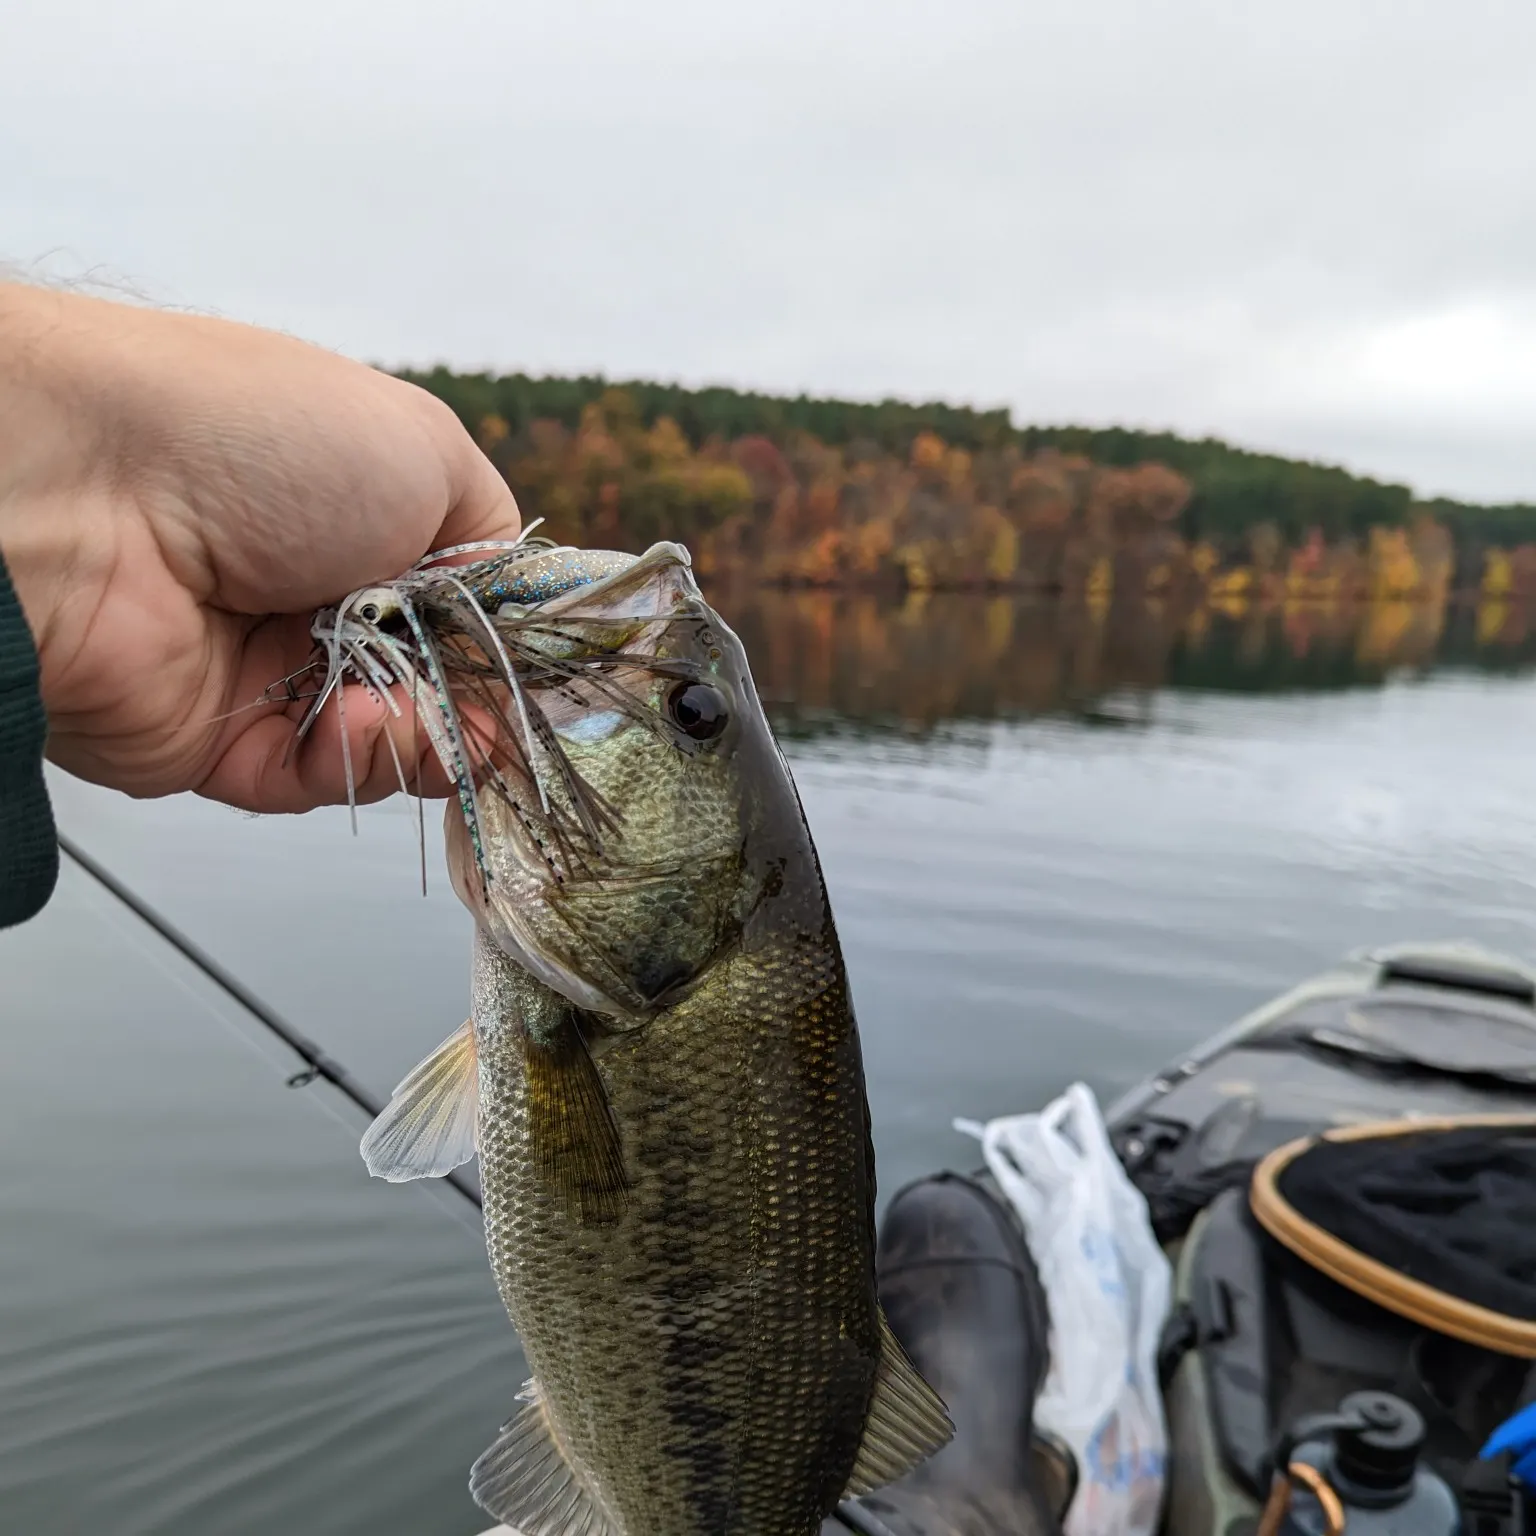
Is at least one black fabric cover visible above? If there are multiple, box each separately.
[0,548,57,928]
[1275,1126,1536,1323]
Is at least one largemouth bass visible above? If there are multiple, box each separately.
[346,542,951,1536]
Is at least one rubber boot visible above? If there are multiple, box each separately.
[830,1172,1065,1536]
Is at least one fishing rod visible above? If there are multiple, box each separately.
[57,832,484,1212]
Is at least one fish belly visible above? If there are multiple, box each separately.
[475,958,879,1536]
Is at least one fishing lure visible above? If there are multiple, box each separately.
[291,527,691,893]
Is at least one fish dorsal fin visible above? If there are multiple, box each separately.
[471,1378,618,1536]
[360,1021,478,1182]
[842,1309,955,1499]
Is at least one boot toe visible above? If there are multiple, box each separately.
[844,1171,1064,1536]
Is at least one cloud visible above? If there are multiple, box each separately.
[4,0,1536,499]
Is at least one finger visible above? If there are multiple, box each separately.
[197,687,444,814]
[423,397,523,552]
[198,680,505,814]
[291,680,503,809]
[194,616,495,814]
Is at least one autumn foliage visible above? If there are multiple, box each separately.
[475,389,1200,594]
[406,372,1536,602]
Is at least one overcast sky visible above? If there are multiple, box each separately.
[5,0,1536,502]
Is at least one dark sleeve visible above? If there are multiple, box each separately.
[0,548,58,927]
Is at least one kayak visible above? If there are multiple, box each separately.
[1106,940,1536,1536]
[477,941,1536,1536]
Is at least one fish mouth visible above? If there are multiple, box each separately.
[297,537,704,874]
[448,542,712,871]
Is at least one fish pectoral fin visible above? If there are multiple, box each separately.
[471,1378,617,1536]
[359,1021,478,1182]
[842,1309,956,1499]
[524,1013,629,1225]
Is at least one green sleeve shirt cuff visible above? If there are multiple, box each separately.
[0,549,58,927]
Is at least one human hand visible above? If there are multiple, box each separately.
[0,283,518,812]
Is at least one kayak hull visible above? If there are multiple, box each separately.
[1107,941,1536,1536]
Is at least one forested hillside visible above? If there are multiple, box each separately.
[399,367,1536,599]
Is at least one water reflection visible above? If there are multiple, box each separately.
[706,586,1536,738]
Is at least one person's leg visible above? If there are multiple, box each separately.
[826,1172,1066,1536]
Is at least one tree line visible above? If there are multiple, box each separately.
[396,367,1536,598]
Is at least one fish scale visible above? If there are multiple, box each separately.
[473,913,878,1536]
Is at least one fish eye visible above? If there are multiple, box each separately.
[666,681,729,742]
[347,587,399,627]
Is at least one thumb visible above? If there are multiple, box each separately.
[424,403,522,554]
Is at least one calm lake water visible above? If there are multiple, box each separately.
[5,590,1536,1534]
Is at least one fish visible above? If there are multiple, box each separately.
[330,541,953,1536]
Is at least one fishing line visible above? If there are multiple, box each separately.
[56,833,484,1212]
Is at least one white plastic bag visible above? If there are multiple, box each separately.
[956,1083,1171,1536]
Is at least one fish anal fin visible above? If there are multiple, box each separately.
[471,1379,617,1536]
[359,1021,478,1182]
[842,1309,955,1499]
[524,1013,629,1225]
